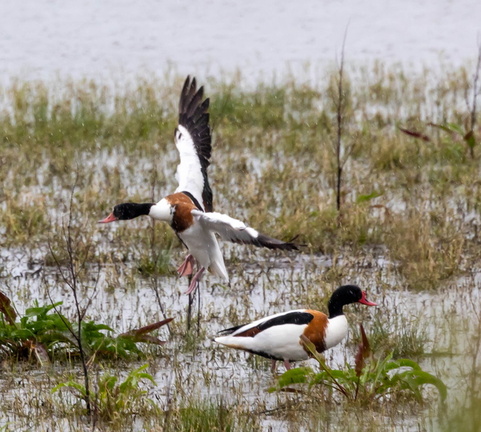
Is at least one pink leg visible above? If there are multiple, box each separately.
[283,359,292,370]
[184,267,205,295]
[271,360,277,374]
[177,254,195,277]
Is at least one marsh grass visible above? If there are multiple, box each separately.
[385,208,466,290]
[162,399,260,432]
[53,364,160,425]
[1,61,481,430]
[0,194,49,246]
[354,314,427,358]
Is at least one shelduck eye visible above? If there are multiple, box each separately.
[113,203,131,219]
[113,205,122,217]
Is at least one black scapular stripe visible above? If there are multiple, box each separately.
[217,311,314,337]
[257,311,314,331]
[181,190,204,212]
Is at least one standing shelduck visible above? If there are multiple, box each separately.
[99,76,298,294]
[214,285,377,372]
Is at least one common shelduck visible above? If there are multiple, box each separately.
[214,285,377,372]
[100,76,298,294]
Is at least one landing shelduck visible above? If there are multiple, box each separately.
[214,285,377,372]
[100,76,298,294]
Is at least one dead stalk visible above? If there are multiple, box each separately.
[333,27,353,221]
[467,44,481,159]
[46,177,95,421]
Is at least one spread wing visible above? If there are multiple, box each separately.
[191,209,298,250]
[217,310,314,337]
[174,76,213,212]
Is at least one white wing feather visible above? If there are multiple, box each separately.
[191,209,297,251]
[174,125,205,207]
[191,209,260,244]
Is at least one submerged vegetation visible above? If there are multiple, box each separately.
[0,59,481,430]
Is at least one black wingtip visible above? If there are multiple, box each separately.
[255,233,299,251]
[178,75,213,212]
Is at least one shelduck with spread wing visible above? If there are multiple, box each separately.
[100,76,297,294]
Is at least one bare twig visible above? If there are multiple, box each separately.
[333,26,352,218]
[335,33,347,214]
[151,277,172,336]
[46,175,93,418]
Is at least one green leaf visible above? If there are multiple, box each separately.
[11,328,34,340]
[395,358,422,370]
[401,370,447,401]
[82,321,114,333]
[356,191,383,203]
[136,372,156,384]
[429,122,464,135]
[102,375,118,391]
[25,302,62,318]
[445,122,464,134]
[52,381,87,397]
[268,367,313,392]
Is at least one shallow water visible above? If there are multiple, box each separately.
[0,126,479,429]
[1,237,479,430]
[1,5,480,426]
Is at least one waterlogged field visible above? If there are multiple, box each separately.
[1,62,481,431]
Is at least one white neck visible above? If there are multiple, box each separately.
[148,198,173,222]
[324,315,348,349]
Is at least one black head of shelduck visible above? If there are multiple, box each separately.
[327,285,377,318]
[99,203,154,223]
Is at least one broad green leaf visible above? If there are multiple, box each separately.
[268,367,313,392]
[395,358,422,370]
[25,302,62,318]
[403,370,447,401]
[11,328,34,340]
